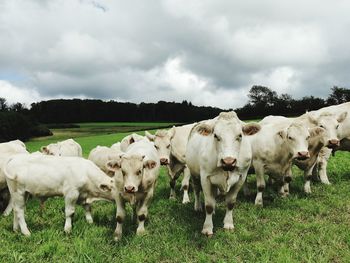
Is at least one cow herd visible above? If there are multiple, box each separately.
[0,102,350,241]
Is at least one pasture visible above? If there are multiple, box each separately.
[1,122,350,262]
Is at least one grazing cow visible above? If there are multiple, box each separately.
[186,111,261,236]
[120,133,144,152]
[106,139,160,241]
[5,154,114,236]
[0,140,28,215]
[41,139,82,157]
[88,145,123,176]
[248,121,316,206]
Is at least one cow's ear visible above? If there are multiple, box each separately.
[40,146,49,154]
[337,111,348,123]
[145,131,156,141]
[195,123,213,136]
[99,184,112,192]
[144,160,157,169]
[309,127,325,137]
[307,113,318,125]
[277,130,286,139]
[169,127,176,139]
[242,123,261,136]
[106,160,121,172]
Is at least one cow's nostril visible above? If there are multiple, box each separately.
[125,186,135,193]
[221,157,236,166]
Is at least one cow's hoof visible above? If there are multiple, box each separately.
[22,230,31,236]
[182,197,190,204]
[223,224,234,231]
[194,205,202,212]
[201,229,213,237]
[86,218,93,224]
[64,227,72,234]
[169,195,176,200]
[304,187,311,194]
[136,228,146,236]
[254,200,263,207]
[321,180,331,185]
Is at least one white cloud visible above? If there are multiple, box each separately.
[0,0,350,108]
[0,80,41,106]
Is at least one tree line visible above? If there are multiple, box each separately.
[0,85,349,142]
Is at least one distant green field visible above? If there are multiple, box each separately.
[1,122,350,262]
[27,122,178,155]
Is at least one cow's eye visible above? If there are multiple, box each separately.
[137,170,142,175]
[319,125,324,128]
[288,136,294,140]
[122,171,126,176]
[166,144,170,149]
[336,124,339,129]
[214,134,220,141]
[155,145,159,150]
[306,136,310,140]
[237,134,242,140]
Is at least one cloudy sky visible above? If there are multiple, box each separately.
[0,0,349,109]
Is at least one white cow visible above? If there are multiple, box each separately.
[119,133,144,152]
[186,111,261,236]
[146,127,193,203]
[41,138,82,157]
[309,103,350,184]
[259,112,345,193]
[106,138,160,241]
[88,145,123,176]
[5,154,115,236]
[248,121,318,206]
[167,124,196,203]
[0,140,28,215]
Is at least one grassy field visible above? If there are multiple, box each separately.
[1,123,350,262]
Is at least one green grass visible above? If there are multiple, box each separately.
[1,123,350,262]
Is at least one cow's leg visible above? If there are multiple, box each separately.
[280,167,292,197]
[201,175,216,236]
[136,189,154,236]
[3,196,13,216]
[242,177,251,197]
[168,162,183,200]
[254,165,265,207]
[13,191,30,236]
[181,166,191,204]
[224,174,247,231]
[318,148,332,185]
[191,175,202,212]
[63,190,79,234]
[304,162,317,194]
[114,195,126,241]
[84,203,93,224]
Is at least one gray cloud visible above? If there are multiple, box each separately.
[0,0,350,109]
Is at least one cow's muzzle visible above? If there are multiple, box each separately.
[295,151,310,160]
[221,157,236,171]
[327,139,340,149]
[160,158,169,165]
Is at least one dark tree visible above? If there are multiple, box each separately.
[248,86,278,107]
[327,86,350,105]
[0,98,8,112]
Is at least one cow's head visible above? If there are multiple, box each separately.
[107,154,157,194]
[277,122,310,160]
[40,144,61,156]
[307,111,347,148]
[120,133,144,151]
[145,128,175,165]
[194,111,261,171]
